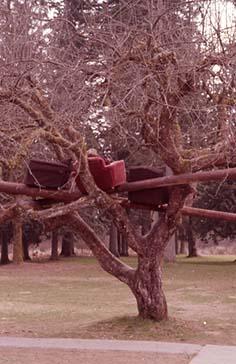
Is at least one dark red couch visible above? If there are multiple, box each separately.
[128,166,169,206]
[25,159,72,189]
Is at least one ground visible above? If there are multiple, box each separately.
[0,348,191,364]
[0,255,235,345]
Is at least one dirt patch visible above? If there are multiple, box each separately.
[0,348,192,364]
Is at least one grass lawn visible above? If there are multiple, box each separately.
[0,255,235,345]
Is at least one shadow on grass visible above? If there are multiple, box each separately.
[175,255,236,266]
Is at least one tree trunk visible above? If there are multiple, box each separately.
[22,239,31,261]
[152,211,176,262]
[60,231,75,257]
[12,220,23,264]
[35,184,189,322]
[175,231,179,254]
[180,240,186,254]
[109,221,120,257]
[176,224,187,255]
[0,228,10,265]
[50,230,59,260]
[118,233,129,257]
[129,186,190,319]
[0,168,10,265]
[164,234,176,262]
[131,256,168,320]
[141,211,151,235]
[187,218,198,257]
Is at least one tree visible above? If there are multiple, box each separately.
[0,0,235,320]
[12,219,23,264]
[0,222,12,265]
[60,230,75,257]
[193,181,236,243]
[50,230,59,260]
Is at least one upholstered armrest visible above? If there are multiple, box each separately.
[106,160,126,187]
[76,157,126,193]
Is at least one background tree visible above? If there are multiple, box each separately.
[193,181,236,244]
[0,222,12,265]
[50,230,59,261]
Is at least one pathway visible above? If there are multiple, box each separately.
[0,337,235,364]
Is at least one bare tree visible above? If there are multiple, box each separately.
[0,0,235,320]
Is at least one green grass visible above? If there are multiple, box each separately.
[0,255,235,345]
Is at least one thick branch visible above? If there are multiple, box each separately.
[144,186,190,251]
[28,197,91,221]
[0,180,82,202]
[182,206,236,222]
[118,167,236,192]
[64,212,135,285]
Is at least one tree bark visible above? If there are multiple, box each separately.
[60,230,75,257]
[177,222,187,255]
[0,180,82,203]
[130,186,191,319]
[141,210,151,235]
[12,220,23,264]
[164,234,176,262]
[131,256,168,320]
[180,239,186,254]
[118,233,129,257]
[109,221,120,257]
[23,239,31,261]
[69,211,169,321]
[0,228,10,265]
[151,211,176,262]
[50,230,59,260]
[187,218,198,257]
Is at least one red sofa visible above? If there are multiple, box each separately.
[76,157,126,193]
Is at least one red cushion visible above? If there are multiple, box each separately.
[76,157,126,193]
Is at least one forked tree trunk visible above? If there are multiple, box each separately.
[131,256,167,320]
[129,186,189,320]
[12,220,23,264]
[42,185,188,322]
